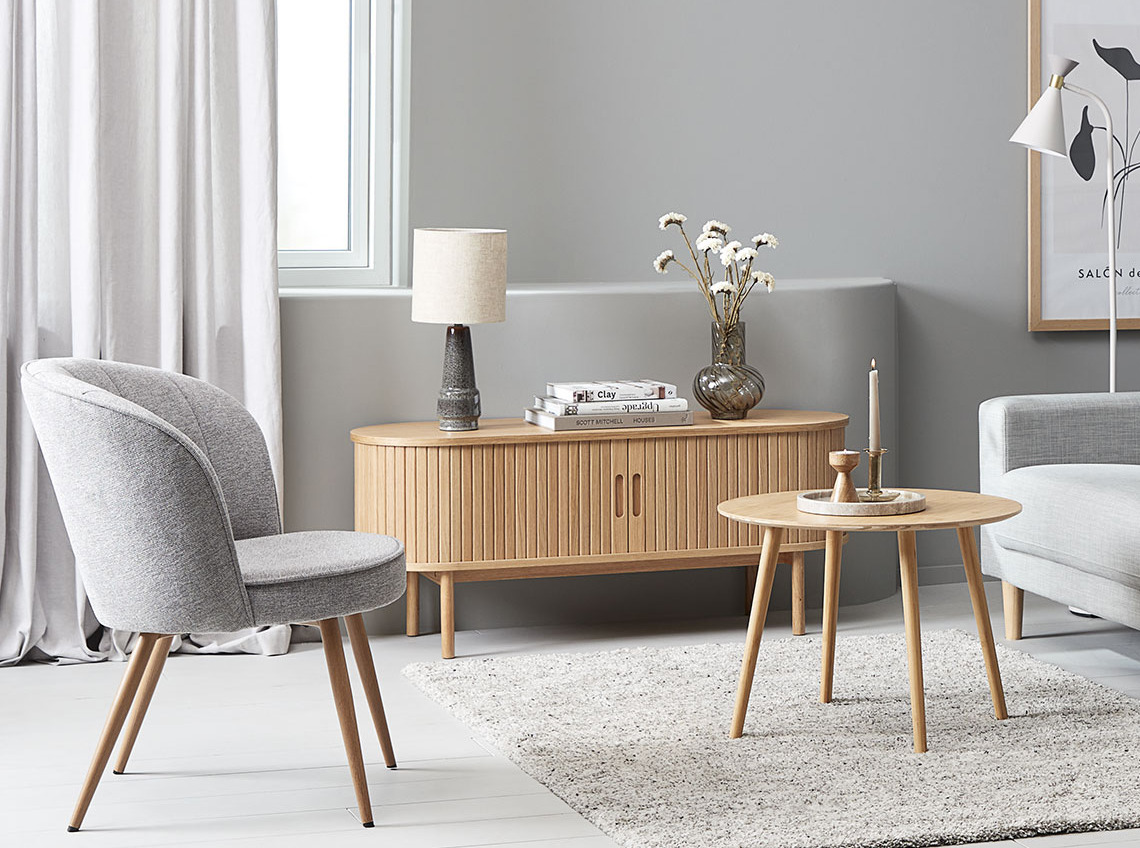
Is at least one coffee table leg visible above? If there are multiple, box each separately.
[897,530,927,753]
[819,530,843,703]
[731,526,785,739]
[791,552,806,636]
[957,526,1009,720]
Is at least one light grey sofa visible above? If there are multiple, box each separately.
[979,392,1140,639]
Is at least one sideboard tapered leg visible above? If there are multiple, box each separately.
[406,573,420,636]
[441,573,455,659]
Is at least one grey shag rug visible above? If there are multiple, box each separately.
[404,630,1140,848]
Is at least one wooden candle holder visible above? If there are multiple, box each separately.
[829,450,861,503]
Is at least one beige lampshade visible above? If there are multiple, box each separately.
[411,228,507,324]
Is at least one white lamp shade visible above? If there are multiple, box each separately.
[411,228,507,324]
[1010,85,1067,158]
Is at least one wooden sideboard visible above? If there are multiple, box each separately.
[352,410,848,657]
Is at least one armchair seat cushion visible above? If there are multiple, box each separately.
[992,464,1140,591]
[237,531,405,626]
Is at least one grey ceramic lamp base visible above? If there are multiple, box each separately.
[437,324,481,431]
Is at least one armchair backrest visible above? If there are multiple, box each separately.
[979,392,1140,495]
[20,358,277,634]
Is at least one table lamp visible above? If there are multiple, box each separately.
[1010,55,1118,392]
[411,228,507,430]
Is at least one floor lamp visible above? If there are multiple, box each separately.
[1012,55,1115,618]
[1010,55,1119,393]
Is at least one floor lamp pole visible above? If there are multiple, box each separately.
[1066,82,1118,393]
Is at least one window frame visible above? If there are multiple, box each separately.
[278,0,403,289]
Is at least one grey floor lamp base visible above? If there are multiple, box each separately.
[437,324,481,431]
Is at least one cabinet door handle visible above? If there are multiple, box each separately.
[614,473,625,518]
[631,473,642,517]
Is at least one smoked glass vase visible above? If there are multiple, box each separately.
[692,322,765,420]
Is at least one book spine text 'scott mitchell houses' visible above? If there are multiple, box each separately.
[524,407,694,431]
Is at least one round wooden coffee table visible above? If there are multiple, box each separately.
[718,488,1022,753]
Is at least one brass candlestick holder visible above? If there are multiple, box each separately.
[864,447,900,502]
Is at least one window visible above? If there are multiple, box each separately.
[276,0,404,287]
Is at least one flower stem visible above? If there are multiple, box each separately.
[674,223,702,276]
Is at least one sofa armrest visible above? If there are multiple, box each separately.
[979,393,1140,494]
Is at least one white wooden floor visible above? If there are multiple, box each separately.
[4,580,1140,848]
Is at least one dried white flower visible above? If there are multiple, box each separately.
[735,246,758,262]
[653,250,675,273]
[719,241,743,267]
[752,270,776,292]
[658,212,687,230]
[696,234,724,252]
[752,232,779,248]
[702,220,731,235]
[710,280,738,295]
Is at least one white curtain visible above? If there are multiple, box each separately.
[0,0,288,664]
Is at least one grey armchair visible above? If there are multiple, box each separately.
[21,358,406,832]
[978,392,1140,639]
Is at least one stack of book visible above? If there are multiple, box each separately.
[524,379,694,431]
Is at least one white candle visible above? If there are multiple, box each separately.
[869,358,881,451]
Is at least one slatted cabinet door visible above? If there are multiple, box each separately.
[507,441,617,560]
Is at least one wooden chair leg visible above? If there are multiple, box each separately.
[68,633,160,832]
[318,619,374,828]
[113,634,175,774]
[897,530,927,754]
[345,613,397,768]
[819,531,843,703]
[1002,580,1024,641]
[958,528,1008,720]
[731,526,785,739]
[791,552,806,636]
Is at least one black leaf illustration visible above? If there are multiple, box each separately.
[1093,38,1140,80]
[1070,106,1097,181]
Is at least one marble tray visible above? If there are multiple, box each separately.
[796,489,927,516]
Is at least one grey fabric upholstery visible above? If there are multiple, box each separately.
[21,361,255,633]
[20,358,405,634]
[991,465,1140,591]
[979,392,1140,478]
[28,358,281,540]
[977,542,1140,627]
[238,531,405,625]
[978,392,1140,629]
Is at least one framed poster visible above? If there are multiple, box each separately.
[1029,0,1140,330]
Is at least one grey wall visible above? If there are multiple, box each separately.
[280,0,1140,634]
[280,279,897,635]
[403,0,1140,572]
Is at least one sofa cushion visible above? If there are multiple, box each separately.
[992,464,1140,591]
